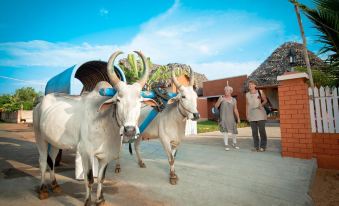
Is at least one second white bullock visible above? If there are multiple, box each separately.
[115,68,199,185]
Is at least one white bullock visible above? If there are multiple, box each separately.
[33,51,155,206]
[115,68,199,185]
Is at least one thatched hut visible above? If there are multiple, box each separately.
[245,42,326,119]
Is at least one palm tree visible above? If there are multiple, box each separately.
[118,53,188,90]
[290,0,339,81]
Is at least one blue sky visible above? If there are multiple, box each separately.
[0,0,321,94]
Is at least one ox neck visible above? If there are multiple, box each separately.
[176,102,187,120]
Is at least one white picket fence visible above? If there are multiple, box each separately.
[309,86,339,133]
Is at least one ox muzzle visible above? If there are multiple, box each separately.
[120,126,140,143]
[192,112,200,121]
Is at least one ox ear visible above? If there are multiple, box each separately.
[98,97,116,112]
[142,98,158,107]
[167,95,180,105]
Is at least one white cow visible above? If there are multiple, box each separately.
[33,51,155,206]
[115,68,199,185]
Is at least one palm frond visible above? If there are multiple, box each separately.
[292,0,339,68]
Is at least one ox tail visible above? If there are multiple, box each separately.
[129,143,133,155]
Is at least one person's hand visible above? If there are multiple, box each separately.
[257,103,263,110]
[237,119,241,124]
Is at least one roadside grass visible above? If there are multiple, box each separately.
[197,120,249,133]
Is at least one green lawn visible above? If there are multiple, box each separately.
[197,120,249,133]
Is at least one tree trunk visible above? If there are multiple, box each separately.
[293,4,315,88]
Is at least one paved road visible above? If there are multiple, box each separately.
[0,124,316,206]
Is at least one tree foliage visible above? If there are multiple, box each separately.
[290,0,339,82]
[0,87,41,112]
[118,53,153,86]
[118,53,188,90]
[295,66,337,86]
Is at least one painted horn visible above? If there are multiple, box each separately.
[189,68,194,86]
[171,68,182,89]
[107,50,123,86]
[134,51,149,88]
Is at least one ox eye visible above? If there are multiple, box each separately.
[117,98,121,102]
[182,95,186,98]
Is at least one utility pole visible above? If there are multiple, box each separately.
[291,0,315,88]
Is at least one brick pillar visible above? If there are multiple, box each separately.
[277,72,313,159]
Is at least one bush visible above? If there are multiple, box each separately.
[0,87,40,112]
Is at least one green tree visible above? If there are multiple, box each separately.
[13,87,39,110]
[295,66,337,86]
[118,53,190,90]
[290,0,339,82]
[0,87,40,111]
[0,95,20,112]
[118,53,153,85]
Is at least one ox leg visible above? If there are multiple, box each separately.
[160,138,178,185]
[96,159,108,206]
[114,144,122,173]
[36,140,49,199]
[135,137,146,168]
[80,153,93,206]
[115,158,121,173]
[48,146,62,193]
[170,140,179,158]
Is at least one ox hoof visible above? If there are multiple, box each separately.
[38,184,49,200]
[169,174,178,185]
[139,161,146,168]
[169,177,177,185]
[51,184,62,193]
[115,166,121,174]
[96,199,106,206]
[84,198,91,206]
[38,190,49,200]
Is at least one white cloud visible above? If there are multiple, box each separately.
[190,61,261,80]
[0,40,118,67]
[0,0,283,81]
[121,3,282,64]
[99,8,109,16]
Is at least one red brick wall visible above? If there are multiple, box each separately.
[203,75,247,120]
[278,72,339,170]
[207,98,218,120]
[203,75,247,96]
[279,76,313,159]
[197,98,207,119]
[312,133,339,170]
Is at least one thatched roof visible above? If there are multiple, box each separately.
[246,42,326,88]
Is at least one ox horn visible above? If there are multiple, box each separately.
[134,51,149,88]
[189,68,194,86]
[107,50,123,86]
[172,68,182,89]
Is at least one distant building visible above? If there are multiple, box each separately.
[197,42,326,121]
[198,75,248,121]
[245,42,326,119]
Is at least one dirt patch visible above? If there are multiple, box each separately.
[0,123,35,142]
[0,123,169,205]
[311,168,339,206]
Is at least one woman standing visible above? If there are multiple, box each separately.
[246,80,268,152]
[215,85,241,151]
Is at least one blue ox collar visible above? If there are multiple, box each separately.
[99,88,178,136]
[99,88,177,99]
